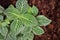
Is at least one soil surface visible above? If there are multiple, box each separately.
[0,0,60,40]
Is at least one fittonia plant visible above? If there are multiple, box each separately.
[0,0,51,40]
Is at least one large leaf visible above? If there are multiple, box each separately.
[16,0,29,13]
[37,15,51,26]
[20,14,38,26]
[4,5,20,20]
[32,26,44,35]
[10,19,25,35]
[0,5,4,14]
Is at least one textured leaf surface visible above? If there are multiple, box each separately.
[32,26,44,35]
[37,15,51,26]
[16,0,29,13]
[10,19,24,35]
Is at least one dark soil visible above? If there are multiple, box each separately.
[0,0,60,40]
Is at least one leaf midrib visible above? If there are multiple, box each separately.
[8,12,32,23]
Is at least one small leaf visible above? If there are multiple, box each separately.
[31,5,38,16]
[4,5,20,20]
[32,26,44,35]
[10,19,25,35]
[27,5,38,16]
[37,15,51,26]
[16,0,29,13]
[0,5,4,14]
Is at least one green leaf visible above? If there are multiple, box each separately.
[16,0,29,13]
[4,5,20,20]
[27,5,38,16]
[32,26,44,35]
[10,19,25,35]
[0,15,3,21]
[0,5,4,14]
[31,5,38,16]
[20,14,38,26]
[37,15,51,26]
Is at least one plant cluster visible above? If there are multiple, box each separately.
[0,0,51,40]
